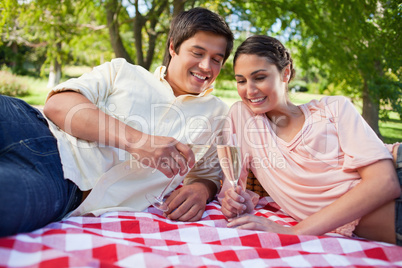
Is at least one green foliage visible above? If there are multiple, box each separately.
[67,0,114,66]
[0,0,113,76]
[229,0,401,132]
[373,73,402,119]
[214,79,237,91]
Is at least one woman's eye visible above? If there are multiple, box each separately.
[236,80,245,84]
[255,76,265,81]
[212,58,222,64]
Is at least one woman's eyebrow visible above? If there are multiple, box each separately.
[235,69,266,77]
[251,69,266,75]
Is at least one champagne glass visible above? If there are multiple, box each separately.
[217,141,241,217]
[146,144,210,212]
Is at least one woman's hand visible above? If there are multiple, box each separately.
[227,214,295,234]
[221,186,255,218]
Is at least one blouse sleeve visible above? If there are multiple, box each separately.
[323,96,392,171]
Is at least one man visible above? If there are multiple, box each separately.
[0,7,233,237]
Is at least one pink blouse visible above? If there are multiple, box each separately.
[219,96,392,236]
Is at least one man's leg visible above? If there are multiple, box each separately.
[0,95,77,237]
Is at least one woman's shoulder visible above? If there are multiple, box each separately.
[304,95,353,115]
[306,95,351,107]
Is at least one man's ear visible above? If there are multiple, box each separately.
[169,40,176,57]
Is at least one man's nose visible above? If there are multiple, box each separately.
[199,57,211,71]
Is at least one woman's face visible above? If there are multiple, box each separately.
[234,54,289,115]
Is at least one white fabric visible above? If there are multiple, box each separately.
[46,58,228,216]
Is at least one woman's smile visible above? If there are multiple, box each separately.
[248,96,267,104]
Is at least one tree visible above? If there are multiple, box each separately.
[103,0,202,70]
[105,0,134,63]
[230,0,401,138]
[0,0,111,83]
[1,0,78,87]
[293,0,401,138]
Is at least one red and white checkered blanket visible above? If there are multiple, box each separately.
[1,196,401,267]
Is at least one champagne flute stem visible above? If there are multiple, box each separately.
[157,173,177,201]
[233,184,240,217]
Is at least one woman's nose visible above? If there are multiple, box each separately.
[247,82,259,96]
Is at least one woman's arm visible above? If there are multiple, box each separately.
[292,159,399,236]
[228,159,400,242]
[44,91,194,177]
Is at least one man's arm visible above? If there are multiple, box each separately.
[44,91,194,177]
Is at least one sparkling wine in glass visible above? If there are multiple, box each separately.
[217,145,241,217]
[146,144,210,212]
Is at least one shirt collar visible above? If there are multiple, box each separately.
[154,66,214,98]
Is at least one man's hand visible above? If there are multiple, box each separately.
[162,181,216,222]
[127,136,195,178]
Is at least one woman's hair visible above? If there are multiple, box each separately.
[233,35,295,82]
[163,7,234,68]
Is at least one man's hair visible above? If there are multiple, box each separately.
[163,7,234,68]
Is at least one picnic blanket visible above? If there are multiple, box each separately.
[1,196,401,267]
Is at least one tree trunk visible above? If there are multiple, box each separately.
[47,42,62,88]
[10,41,18,68]
[144,0,169,70]
[133,6,145,67]
[143,31,156,70]
[106,0,133,63]
[361,78,382,139]
[47,57,61,88]
[172,0,186,18]
[134,0,168,70]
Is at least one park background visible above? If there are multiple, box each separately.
[0,0,400,143]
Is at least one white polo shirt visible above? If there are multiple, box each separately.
[46,58,228,216]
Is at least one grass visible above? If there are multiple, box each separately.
[8,66,92,106]
[379,116,402,144]
[16,76,49,105]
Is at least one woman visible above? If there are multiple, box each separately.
[218,35,402,245]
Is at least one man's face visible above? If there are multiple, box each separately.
[165,31,228,97]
